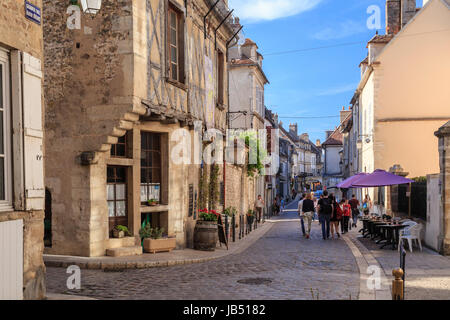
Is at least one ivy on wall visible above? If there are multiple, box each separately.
[209,164,220,210]
[238,131,267,177]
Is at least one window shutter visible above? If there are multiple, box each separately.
[22,52,44,210]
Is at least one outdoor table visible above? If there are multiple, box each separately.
[360,218,370,236]
[379,224,407,250]
[370,221,387,240]
[374,223,390,244]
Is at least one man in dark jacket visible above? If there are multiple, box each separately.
[317,190,333,240]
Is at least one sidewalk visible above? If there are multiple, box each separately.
[44,220,274,271]
[346,224,450,300]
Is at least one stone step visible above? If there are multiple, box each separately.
[106,245,143,257]
[107,236,139,249]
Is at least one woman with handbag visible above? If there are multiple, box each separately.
[330,194,342,239]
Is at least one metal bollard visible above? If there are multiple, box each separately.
[232,213,236,242]
[392,268,404,300]
[239,215,242,240]
[225,215,229,240]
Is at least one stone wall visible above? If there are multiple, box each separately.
[0,0,46,299]
[43,0,145,256]
[435,121,450,255]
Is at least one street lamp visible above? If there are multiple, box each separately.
[80,0,102,14]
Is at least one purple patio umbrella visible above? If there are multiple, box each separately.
[336,172,368,189]
[351,169,414,187]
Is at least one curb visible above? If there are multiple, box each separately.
[44,221,274,271]
[343,231,392,300]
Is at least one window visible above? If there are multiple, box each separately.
[107,166,127,230]
[255,85,264,116]
[217,50,224,105]
[141,132,161,204]
[167,3,184,83]
[0,49,12,209]
[110,132,129,158]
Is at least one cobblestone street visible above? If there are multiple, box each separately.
[46,200,360,300]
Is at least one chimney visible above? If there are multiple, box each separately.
[300,133,309,142]
[325,130,333,139]
[316,139,321,147]
[340,106,351,123]
[386,0,401,35]
[289,123,298,136]
[401,0,417,27]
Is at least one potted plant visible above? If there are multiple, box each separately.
[247,209,255,225]
[140,224,176,254]
[147,199,159,206]
[193,209,219,251]
[112,225,130,238]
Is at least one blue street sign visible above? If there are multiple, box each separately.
[25,1,41,25]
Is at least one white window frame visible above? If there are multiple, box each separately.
[0,48,13,211]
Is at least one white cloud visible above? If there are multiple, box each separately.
[317,83,358,96]
[229,0,322,22]
[313,20,367,40]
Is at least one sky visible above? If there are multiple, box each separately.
[228,0,423,143]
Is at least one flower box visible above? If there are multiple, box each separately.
[143,237,176,254]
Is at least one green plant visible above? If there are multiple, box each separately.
[247,209,255,217]
[224,207,237,217]
[139,224,152,239]
[114,225,130,236]
[199,166,208,210]
[199,209,219,221]
[238,131,267,177]
[139,225,165,239]
[151,227,164,239]
[209,164,220,210]
[412,176,427,183]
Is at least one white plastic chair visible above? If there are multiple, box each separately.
[398,223,422,252]
[400,221,417,236]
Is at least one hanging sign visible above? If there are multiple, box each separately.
[25,1,42,25]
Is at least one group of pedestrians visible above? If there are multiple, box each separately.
[298,190,362,240]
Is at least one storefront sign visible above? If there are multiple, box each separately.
[25,1,41,25]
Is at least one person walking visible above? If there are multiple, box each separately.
[341,199,351,233]
[254,195,264,223]
[349,194,360,228]
[312,192,319,221]
[298,193,306,237]
[362,194,372,216]
[330,194,341,239]
[317,190,333,240]
[302,193,315,239]
[280,198,285,213]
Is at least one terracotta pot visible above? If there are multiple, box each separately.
[143,238,176,254]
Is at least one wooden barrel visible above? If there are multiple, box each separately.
[193,221,218,251]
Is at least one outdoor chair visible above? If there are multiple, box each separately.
[398,223,422,253]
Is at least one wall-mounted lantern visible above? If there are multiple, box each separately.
[80,0,102,15]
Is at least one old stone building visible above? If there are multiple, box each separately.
[0,0,46,299]
[43,0,238,256]
[435,121,450,255]
[228,38,269,214]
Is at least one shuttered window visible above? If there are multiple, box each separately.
[0,49,12,209]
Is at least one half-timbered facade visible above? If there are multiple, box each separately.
[43,0,238,256]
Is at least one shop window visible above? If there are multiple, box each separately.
[141,132,162,204]
[107,166,128,231]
